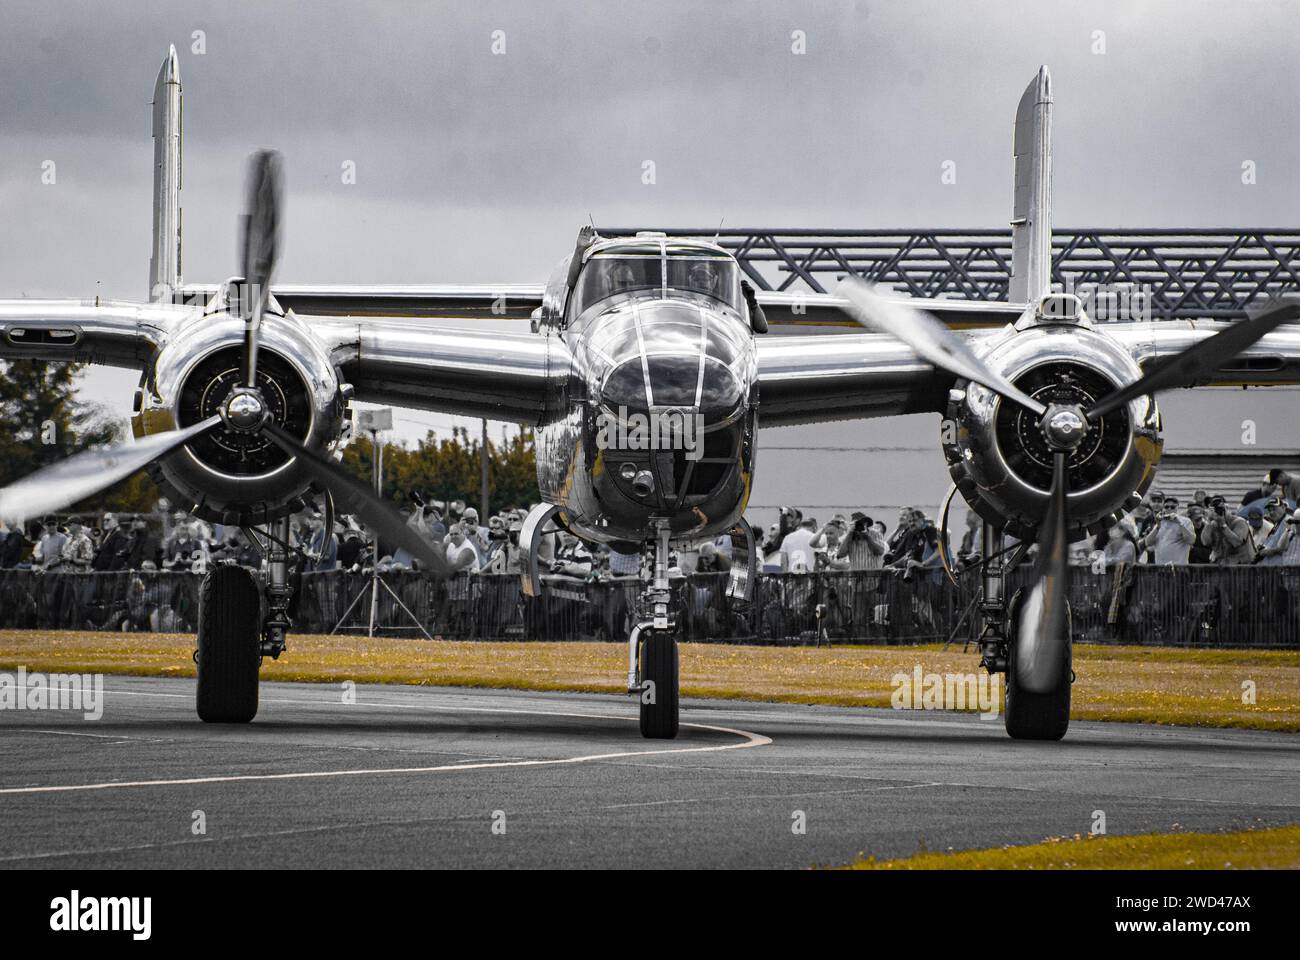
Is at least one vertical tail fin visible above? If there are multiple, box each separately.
[149,45,182,302]
[1008,66,1052,305]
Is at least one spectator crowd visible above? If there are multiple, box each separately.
[0,469,1297,644]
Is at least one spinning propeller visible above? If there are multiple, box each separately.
[839,278,1300,691]
[0,151,447,574]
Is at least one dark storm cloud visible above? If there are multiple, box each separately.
[1,0,1297,439]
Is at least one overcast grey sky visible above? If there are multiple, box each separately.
[2,0,1298,446]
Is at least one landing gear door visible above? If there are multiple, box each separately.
[520,502,565,597]
[725,517,757,602]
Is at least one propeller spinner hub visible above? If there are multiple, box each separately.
[1039,404,1088,452]
[221,387,268,434]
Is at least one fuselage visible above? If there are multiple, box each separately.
[536,236,758,545]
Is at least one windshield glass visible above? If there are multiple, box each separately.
[665,257,738,308]
[572,255,661,317]
[571,252,740,318]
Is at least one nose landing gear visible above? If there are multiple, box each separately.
[628,520,680,739]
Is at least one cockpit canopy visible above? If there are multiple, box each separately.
[570,243,741,320]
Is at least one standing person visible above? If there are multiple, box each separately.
[956,511,984,571]
[549,531,593,578]
[1201,494,1254,639]
[1139,495,1195,564]
[838,512,887,572]
[885,509,927,570]
[778,517,819,573]
[0,520,24,569]
[93,513,131,571]
[61,518,95,571]
[886,507,914,558]
[1245,506,1274,554]
[444,524,480,573]
[33,518,68,571]
[60,518,96,625]
[1269,468,1300,506]
[162,521,209,571]
[1102,523,1137,640]
[1130,501,1157,563]
[479,515,509,571]
[1201,496,1254,564]
[1103,523,1138,567]
[1138,496,1193,640]
[125,518,161,570]
[1256,498,1289,556]
[459,507,489,551]
[811,519,851,572]
[1186,504,1212,563]
[336,521,365,571]
[304,513,338,572]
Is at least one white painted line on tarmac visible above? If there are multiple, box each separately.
[0,686,772,796]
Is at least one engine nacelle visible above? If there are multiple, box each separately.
[132,311,350,525]
[943,322,1163,542]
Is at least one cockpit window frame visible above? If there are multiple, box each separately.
[569,240,742,321]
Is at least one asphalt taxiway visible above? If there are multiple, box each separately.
[1,677,1296,868]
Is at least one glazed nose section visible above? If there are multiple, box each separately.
[587,299,753,418]
[600,353,744,417]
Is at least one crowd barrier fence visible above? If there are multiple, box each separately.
[1,565,1297,648]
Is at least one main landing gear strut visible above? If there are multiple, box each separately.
[976,524,1072,741]
[195,516,292,723]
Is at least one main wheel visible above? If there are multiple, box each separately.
[638,630,679,739]
[1004,592,1072,741]
[196,564,263,723]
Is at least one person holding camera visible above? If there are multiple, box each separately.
[1199,495,1254,564]
[830,512,886,572]
[1138,495,1195,565]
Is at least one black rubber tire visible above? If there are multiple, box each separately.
[638,631,679,739]
[196,565,262,723]
[1004,595,1072,741]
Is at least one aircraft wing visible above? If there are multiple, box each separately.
[179,282,1027,329]
[1104,319,1300,386]
[753,291,1026,329]
[0,298,191,369]
[307,314,566,424]
[178,284,546,320]
[756,317,1300,428]
[755,331,960,426]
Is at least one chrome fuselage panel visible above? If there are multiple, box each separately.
[538,292,757,545]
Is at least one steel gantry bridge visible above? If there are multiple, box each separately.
[606,229,1300,320]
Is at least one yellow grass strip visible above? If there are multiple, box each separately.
[844,824,1300,869]
[0,631,1297,732]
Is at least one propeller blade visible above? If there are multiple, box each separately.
[260,423,449,576]
[1086,296,1300,421]
[837,278,1047,417]
[1014,451,1071,693]
[0,415,221,526]
[238,149,284,387]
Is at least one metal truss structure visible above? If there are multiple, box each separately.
[606,229,1300,319]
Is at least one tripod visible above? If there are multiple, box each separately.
[329,425,434,641]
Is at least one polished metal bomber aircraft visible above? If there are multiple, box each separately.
[2,49,1297,740]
